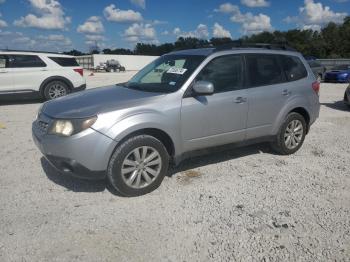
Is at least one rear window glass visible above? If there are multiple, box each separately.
[245,54,285,87]
[9,55,46,68]
[0,55,7,68]
[280,55,307,81]
[49,57,79,67]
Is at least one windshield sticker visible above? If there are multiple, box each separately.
[169,81,176,86]
[167,67,187,75]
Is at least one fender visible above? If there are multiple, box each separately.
[271,94,312,135]
[103,111,183,157]
[39,76,74,95]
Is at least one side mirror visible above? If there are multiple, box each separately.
[192,81,214,96]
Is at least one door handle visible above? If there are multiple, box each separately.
[40,69,48,71]
[282,89,291,96]
[234,97,247,103]
[0,71,8,73]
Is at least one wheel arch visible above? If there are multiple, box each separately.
[113,128,176,159]
[288,107,311,133]
[39,76,74,97]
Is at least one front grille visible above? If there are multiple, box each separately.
[38,120,49,133]
[35,113,52,134]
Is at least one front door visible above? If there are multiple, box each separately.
[181,54,248,152]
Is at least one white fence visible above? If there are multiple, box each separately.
[318,58,350,69]
[76,54,159,71]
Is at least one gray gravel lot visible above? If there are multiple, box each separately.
[0,72,349,261]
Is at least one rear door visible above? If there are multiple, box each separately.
[244,53,289,139]
[8,54,48,91]
[0,55,13,92]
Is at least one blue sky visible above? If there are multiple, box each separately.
[0,0,349,52]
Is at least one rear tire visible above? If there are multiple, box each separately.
[271,112,307,155]
[107,135,169,197]
[43,80,69,100]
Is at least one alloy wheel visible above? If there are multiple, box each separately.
[284,119,304,150]
[121,146,162,189]
[48,83,67,99]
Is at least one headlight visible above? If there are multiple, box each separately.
[49,116,97,137]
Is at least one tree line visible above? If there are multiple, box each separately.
[65,17,350,58]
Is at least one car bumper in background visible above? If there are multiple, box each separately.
[32,116,117,180]
[324,75,349,83]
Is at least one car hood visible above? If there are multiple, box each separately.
[42,85,165,119]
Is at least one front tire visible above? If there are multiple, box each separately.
[43,80,69,100]
[107,135,169,197]
[271,112,307,155]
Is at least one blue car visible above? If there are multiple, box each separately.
[324,65,350,83]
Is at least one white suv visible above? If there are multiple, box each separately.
[0,51,86,100]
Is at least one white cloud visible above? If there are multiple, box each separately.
[0,13,7,27]
[215,3,273,34]
[77,16,104,34]
[13,0,70,30]
[38,34,72,46]
[130,0,145,9]
[241,0,270,7]
[284,0,347,30]
[214,3,273,35]
[104,4,143,23]
[173,24,209,39]
[213,23,232,38]
[214,3,239,13]
[0,31,72,51]
[124,23,157,43]
[161,30,169,35]
[85,35,105,41]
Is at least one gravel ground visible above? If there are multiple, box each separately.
[0,73,349,261]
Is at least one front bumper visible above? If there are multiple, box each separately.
[32,115,117,180]
[72,84,86,93]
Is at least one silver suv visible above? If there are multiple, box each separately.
[32,45,320,196]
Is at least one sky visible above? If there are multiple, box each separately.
[0,0,349,52]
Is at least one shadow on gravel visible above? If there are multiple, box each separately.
[0,96,43,106]
[41,157,107,193]
[170,142,272,176]
[321,101,350,112]
[41,143,272,194]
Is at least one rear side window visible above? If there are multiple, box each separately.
[245,54,285,87]
[49,57,79,67]
[0,55,7,68]
[196,55,243,93]
[280,55,307,81]
[9,55,46,68]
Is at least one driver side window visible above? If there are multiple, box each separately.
[196,55,243,93]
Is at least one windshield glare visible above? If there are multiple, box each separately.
[126,54,205,93]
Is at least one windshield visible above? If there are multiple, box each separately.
[333,65,350,70]
[125,54,206,93]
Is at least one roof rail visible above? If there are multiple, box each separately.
[0,49,64,54]
[214,42,297,52]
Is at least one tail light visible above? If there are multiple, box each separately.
[312,81,320,96]
[73,68,84,77]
